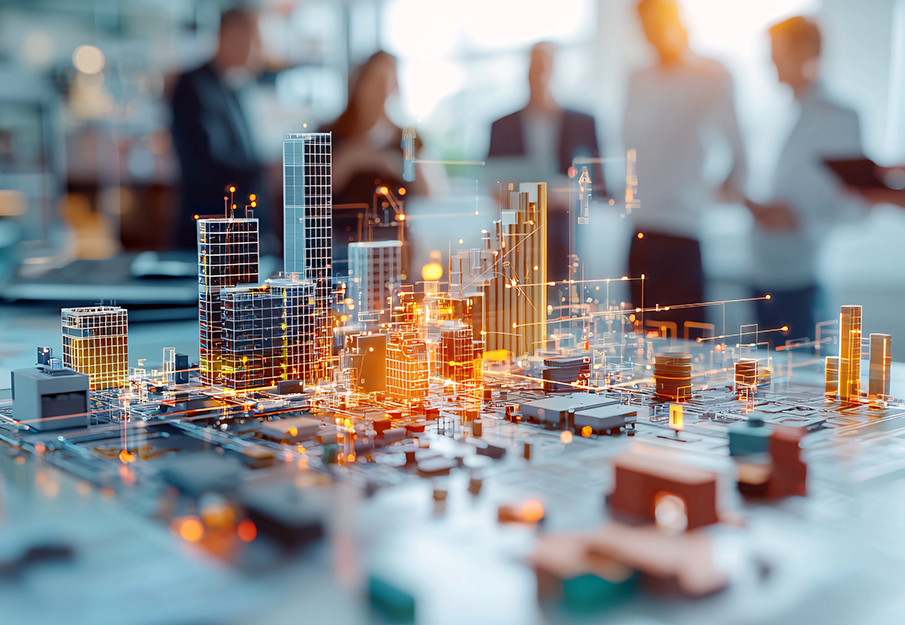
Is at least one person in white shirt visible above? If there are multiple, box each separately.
[624,0,747,334]
[746,16,863,344]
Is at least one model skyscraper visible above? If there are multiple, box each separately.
[197,217,259,385]
[61,305,128,391]
[348,240,403,320]
[283,132,334,381]
[839,305,862,403]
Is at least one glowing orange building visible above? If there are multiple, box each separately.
[480,182,547,358]
[868,333,891,400]
[386,332,429,402]
[838,305,861,403]
[61,305,128,391]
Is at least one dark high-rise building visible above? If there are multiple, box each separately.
[220,276,316,390]
[197,217,259,385]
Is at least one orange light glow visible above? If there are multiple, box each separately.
[421,262,443,281]
[669,404,684,431]
[782,326,789,332]
[178,517,204,542]
[637,232,644,239]
[398,187,406,196]
[581,426,592,438]
[250,201,257,208]
[237,519,257,542]
[765,294,772,300]
[249,194,256,201]
[560,430,573,444]
[397,213,406,221]
[193,214,199,220]
[522,500,544,522]
[229,186,236,193]
[119,449,136,463]
[378,186,389,195]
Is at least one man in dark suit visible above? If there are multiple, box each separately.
[488,42,605,283]
[170,7,265,250]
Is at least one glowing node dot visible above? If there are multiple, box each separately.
[782,326,789,332]
[237,519,257,542]
[637,232,644,239]
[249,194,256,201]
[72,45,105,74]
[250,201,257,208]
[581,426,592,438]
[458,239,464,244]
[229,186,236,193]
[522,500,544,522]
[560,431,573,444]
[765,294,772,300]
[179,517,204,542]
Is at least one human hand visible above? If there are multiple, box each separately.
[745,199,799,233]
[855,186,905,207]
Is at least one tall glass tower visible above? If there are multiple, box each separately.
[283,132,333,381]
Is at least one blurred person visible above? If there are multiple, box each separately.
[170,6,268,251]
[624,0,746,333]
[321,51,443,267]
[488,42,605,283]
[745,16,863,343]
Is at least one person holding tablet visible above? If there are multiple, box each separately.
[745,16,863,345]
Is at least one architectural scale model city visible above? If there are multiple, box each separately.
[2,132,900,620]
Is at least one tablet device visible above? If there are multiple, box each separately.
[824,157,887,188]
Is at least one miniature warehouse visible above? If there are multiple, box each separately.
[3,132,905,624]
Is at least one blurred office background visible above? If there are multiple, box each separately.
[1,0,905,354]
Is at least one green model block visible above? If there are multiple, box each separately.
[368,575,415,622]
[728,416,771,456]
